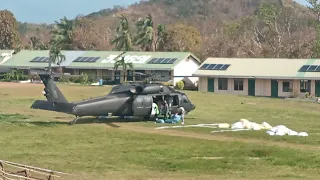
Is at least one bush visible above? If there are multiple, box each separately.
[58,74,91,84]
[58,75,71,83]
[29,74,41,82]
[175,81,184,90]
[0,70,28,82]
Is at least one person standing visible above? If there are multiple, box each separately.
[177,106,185,124]
[151,102,160,120]
[163,100,169,120]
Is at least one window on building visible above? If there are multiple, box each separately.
[218,78,228,90]
[151,70,171,81]
[234,79,244,91]
[300,80,311,93]
[282,81,293,92]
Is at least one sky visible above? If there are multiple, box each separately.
[0,0,310,24]
[0,0,139,24]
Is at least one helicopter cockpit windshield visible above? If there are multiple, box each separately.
[182,94,190,103]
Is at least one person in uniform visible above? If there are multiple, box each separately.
[162,100,169,120]
[151,102,160,120]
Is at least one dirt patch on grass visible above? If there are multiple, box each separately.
[112,123,319,151]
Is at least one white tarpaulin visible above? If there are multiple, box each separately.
[221,119,308,137]
[266,125,308,137]
[155,118,308,137]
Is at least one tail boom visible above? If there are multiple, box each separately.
[31,100,75,114]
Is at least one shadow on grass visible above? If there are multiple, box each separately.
[74,117,151,128]
[1,116,152,128]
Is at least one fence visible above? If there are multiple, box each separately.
[0,160,72,180]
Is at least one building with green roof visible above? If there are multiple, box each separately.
[193,57,320,98]
[1,50,201,86]
[0,49,14,73]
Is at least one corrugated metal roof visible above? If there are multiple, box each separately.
[60,51,86,66]
[0,50,200,70]
[0,50,80,69]
[0,50,14,55]
[67,51,199,70]
[0,50,55,69]
[192,58,320,80]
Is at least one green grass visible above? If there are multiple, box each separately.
[1,82,320,179]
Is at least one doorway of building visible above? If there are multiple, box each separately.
[248,79,255,96]
[271,80,279,98]
[315,80,320,97]
[127,70,133,81]
[207,78,214,92]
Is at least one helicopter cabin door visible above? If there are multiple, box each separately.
[167,95,179,114]
[132,95,153,116]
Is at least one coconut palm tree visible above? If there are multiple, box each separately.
[113,56,133,82]
[51,16,75,50]
[48,42,66,74]
[111,14,133,51]
[134,14,166,51]
[155,24,166,51]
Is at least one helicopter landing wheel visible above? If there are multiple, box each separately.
[69,116,79,125]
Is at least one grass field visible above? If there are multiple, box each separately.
[1,82,320,180]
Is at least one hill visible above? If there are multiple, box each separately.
[16,0,316,60]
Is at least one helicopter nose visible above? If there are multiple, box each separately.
[192,104,196,110]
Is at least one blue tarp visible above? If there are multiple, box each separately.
[156,114,182,124]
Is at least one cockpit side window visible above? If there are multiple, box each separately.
[182,95,189,103]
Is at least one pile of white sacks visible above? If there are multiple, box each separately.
[229,119,308,137]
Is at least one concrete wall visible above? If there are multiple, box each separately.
[212,78,248,95]
[278,79,315,97]
[198,77,318,98]
[199,77,248,95]
[173,56,200,86]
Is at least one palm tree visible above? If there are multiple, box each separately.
[48,43,66,74]
[51,16,75,50]
[111,14,133,51]
[113,56,133,82]
[134,14,166,51]
[134,14,154,51]
[155,24,166,51]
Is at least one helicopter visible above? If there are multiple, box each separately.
[30,72,196,125]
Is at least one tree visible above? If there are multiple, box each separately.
[306,0,320,21]
[134,14,166,51]
[113,56,133,82]
[48,44,66,74]
[51,16,75,50]
[111,14,133,51]
[29,36,48,50]
[71,16,113,50]
[306,0,320,58]
[247,3,311,58]
[164,24,201,54]
[0,10,20,49]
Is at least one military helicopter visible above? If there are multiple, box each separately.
[30,72,196,125]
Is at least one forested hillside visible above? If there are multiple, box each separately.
[3,0,320,60]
